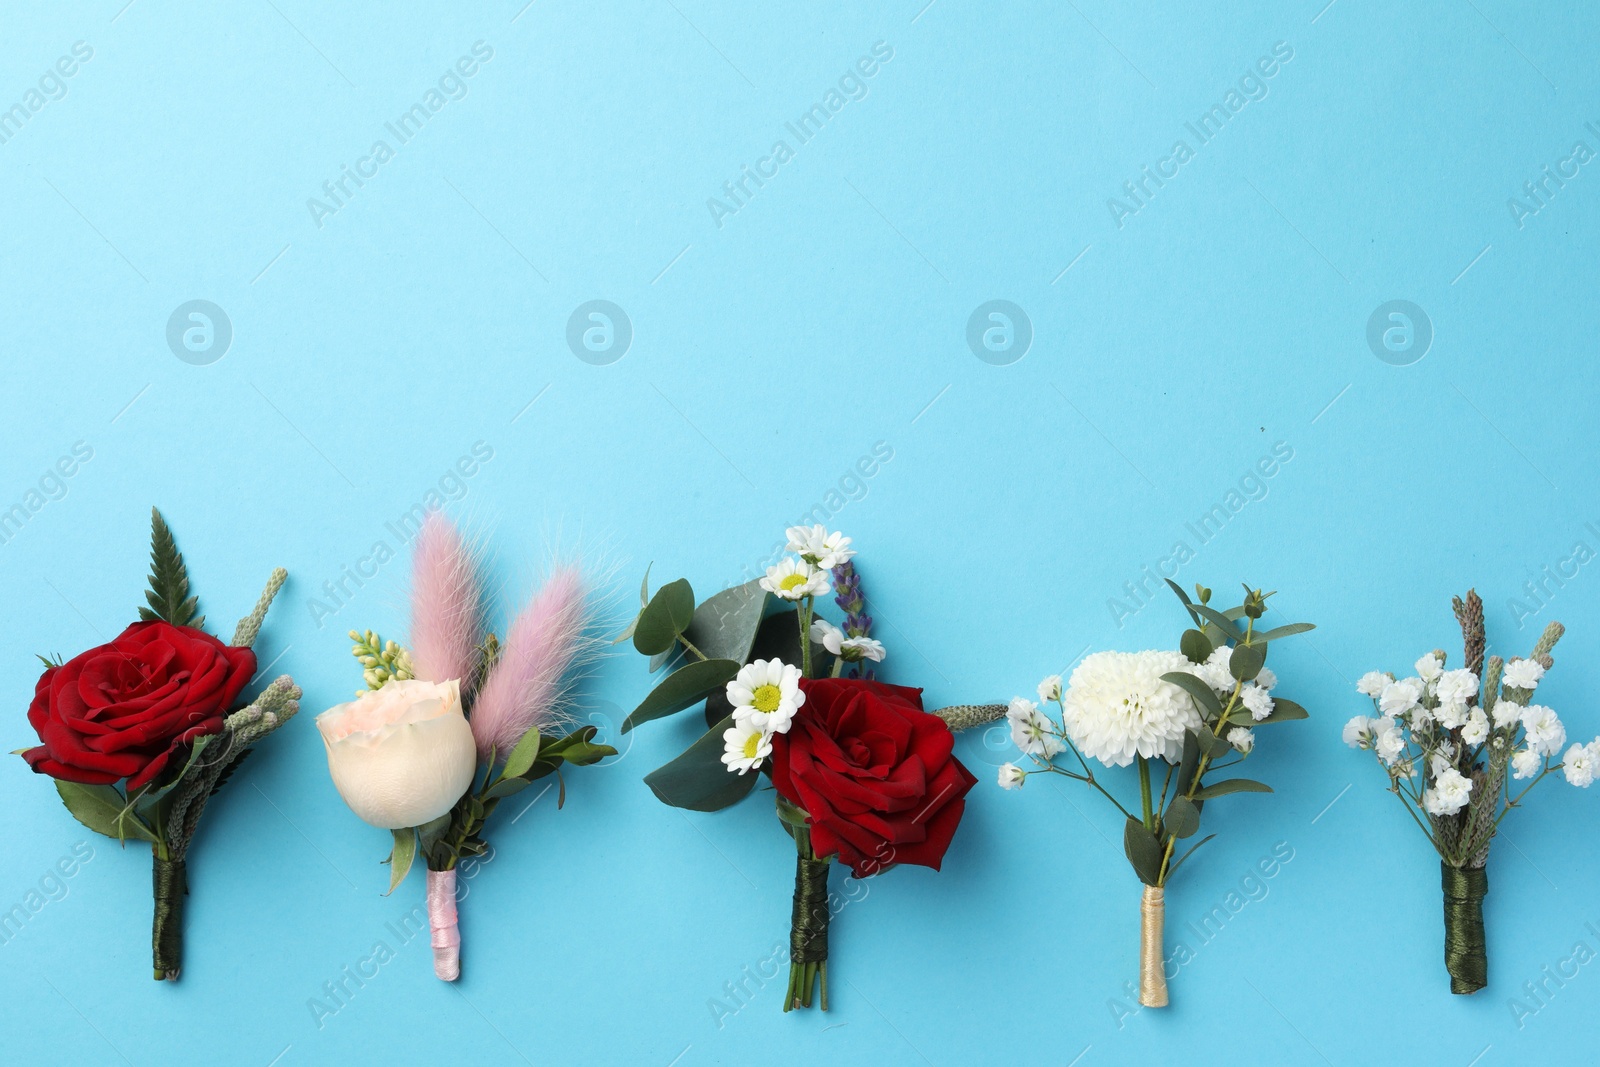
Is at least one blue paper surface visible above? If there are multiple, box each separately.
[2,2,1598,1064]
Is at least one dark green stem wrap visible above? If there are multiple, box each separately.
[1441,862,1488,995]
[152,854,187,982]
[790,853,832,966]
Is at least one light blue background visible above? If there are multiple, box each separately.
[2,1,1597,1064]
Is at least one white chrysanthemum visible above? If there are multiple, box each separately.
[998,763,1026,790]
[1492,700,1525,730]
[1343,715,1374,748]
[1240,684,1274,722]
[759,557,830,601]
[1435,701,1468,731]
[1562,744,1595,787]
[1255,667,1278,691]
[1423,766,1473,816]
[1357,671,1391,698]
[1460,709,1490,745]
[1037,675,1062,703]
[1227,727,1255,753]
[1007,697,1065,759]
[1379,678,1423,717]
[1503,658,1545,690]
[1375,719,1406,765]
[784,524,855,569]
[1435,669,1479,707]
[1060,650,1201,767]
[808,620,886,663]
[1512,748,1542,779]
[1522,705,1565,756]
[726,658,804,733]
[1415,653,1443,683]
[721,720,772,775]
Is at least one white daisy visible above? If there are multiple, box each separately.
[1227,727,1254,754]
[721,720,772,775]
[1357,671,1391,698]
[1503,658,1545,691]
[1240,684,1274,722]
[726,658,805,733]
[808,619,886,663]
[1008,697,1065,759]
[784,525,855,569]
[998,763,1027,790]
[760,557,831,601]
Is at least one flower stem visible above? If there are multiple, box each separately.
[1138,757,1154,832]
[783,820,831,1011]
[151,846,185,981]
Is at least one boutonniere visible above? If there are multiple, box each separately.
[16,509,299,981]
[1344,590,1594,994]
[1003,580,1312,1007]
[621,525,1002,1011]
[316,514,613,981]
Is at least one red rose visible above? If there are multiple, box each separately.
[772,678,977,877]
[22,621,256,788]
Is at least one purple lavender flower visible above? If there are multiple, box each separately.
[831,560,876,679]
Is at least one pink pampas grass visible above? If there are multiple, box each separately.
[409,513,483,688]
[469,564,594,761]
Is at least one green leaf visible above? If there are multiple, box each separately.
[1165,796,1201,838]
[1229,641,1265,683]
[1123,817,1164,886]
[1168,833,1217,878]
[633,578,696,656]
[1179,629,1213,665]
[1176,730,1201,796]
[417,813,452,858]
[1253,697,1309,725]
[1257,622,1315,642]
[55,781,158,843]
[1162,671,1222,718]
[554,741,615,766]
[1196,778,1273,800]
[1191,728,1227,758]
[611,565,654,645]
[501,726,542,780]
[485,776,532,799]
[680,579,773,664]
[1190,603,1243,641]
[137,507,203,630]
[643,714,758,812]
[702,608,823,728]
[1165,579,1202,627]
[622,658,741,732]
[386,828,416,895]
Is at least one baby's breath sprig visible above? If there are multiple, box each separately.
[348,630,415,694]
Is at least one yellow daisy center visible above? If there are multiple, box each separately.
[778,573,809,592]
[743,732,764,759]
[751,684,782,714]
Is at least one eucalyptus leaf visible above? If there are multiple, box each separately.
[55,781,158,843]
[1123,817,1164,886]
[1176,730,1201,795]
[1229,641,1265,683]
[622,658,742,732]
[1190,603,1244,641]
[501,727,542,780]
[1165,796,1201,838]
[386,828,417,895]
[1196,778,1273,800]
[679,579,773,664]
[486,776,532,799]
[1165,579,1202,627]
[644,714,759,812]
[1163,672,1222,718]
[1257,622,1315,642]
[633,578,696,656]
[1180,629,1213,665]
[1168,833,1217,878]
[1253,697,1309,725]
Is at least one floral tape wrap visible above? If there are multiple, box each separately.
[151,857,186,981]
[790,855,831,965]
[1139,885,1168,1007]
[427,868,461,981]
[1442,862,1488,994]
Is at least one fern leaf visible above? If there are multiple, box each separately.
[138,507,204,630]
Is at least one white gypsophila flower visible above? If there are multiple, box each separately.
[726,658,805,733]
[760,557,831,601]
[1379,678,1424,718]
[1588,739,1600,764]
[1376,721,1406,765]
[1435,701,1468,731]
[1255,667,1278,691]
[1562,744,1595,787]
[1240,684,1274,722]
[1008,697,1065,759]
[1199,646,1235,693]
[1411,703,1435,729]
[1397,758,1419,779]
[1357,671,1391,698]
[720,719,772,775]
[1435,669,1480,707]
[1428,752,1454,780]
[1512,748,1543,779]
[1423,767,1473,816]
[1037,675,1063,703]
[1415,653,1443,683]
[998,763,1026,790]
[1492,700,1525,730]
[1503,658,1546,690]
[1343,715,1374,748]
[1522,705,1566,756]
[1460,709,1490,745]
[1061,650,1202,767]
[784,524,855,569]
[1228,727,1255,754]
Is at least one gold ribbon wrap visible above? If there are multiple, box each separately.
[1139,884,1168,1007]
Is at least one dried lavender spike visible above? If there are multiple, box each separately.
[1531,620,1564,668]
[934,704,1007,732]
[1452,590,1485,682]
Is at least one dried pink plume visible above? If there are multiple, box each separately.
[470,565,594,760]
[409,512,483,687]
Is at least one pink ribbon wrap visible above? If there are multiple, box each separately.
[426,868,461,981]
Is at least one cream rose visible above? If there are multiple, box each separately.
[316,679,476,829]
